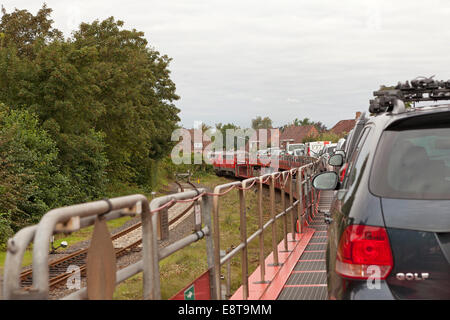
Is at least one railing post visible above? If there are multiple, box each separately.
[309,165,315,218]
[239,184,249,300]
[269,174,280,266]
[145,201,161,300]
[281,172,288,252]
[297,168,303,234]
[305,166,312,223]
[309,166,315,218]
[212,193,222,300]
[257,177,266,283]
[313,161,320,214]
[201,194,217,300]
[3,226,37,299]
[226,247,232,299]
[289,172,296,241]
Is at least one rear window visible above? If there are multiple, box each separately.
[370,119,450,199]
[288,144,304,151]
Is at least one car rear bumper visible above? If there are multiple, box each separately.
[330,279,396,300]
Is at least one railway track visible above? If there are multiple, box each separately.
[19,200,195,291]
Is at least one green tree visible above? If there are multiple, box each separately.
[0,4,63,58]
[0,130,27,247]
[0,5,110,202]
[299,117,311,126]
[0,6,180,194]
[0,38,110,201]
[313,121,327,133]
[215,122,240,150]
[71,17,180,185]
[290,118,327,132]
[251,116,272,129]
[0,105,75,229]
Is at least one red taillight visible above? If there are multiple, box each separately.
[336,225,393,280]
[339,163,348,182]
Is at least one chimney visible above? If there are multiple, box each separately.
[355,111,362,119]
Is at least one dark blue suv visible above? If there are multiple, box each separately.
[313,77,450,299]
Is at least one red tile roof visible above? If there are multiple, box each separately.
[329,120,356,135]
[279,125,318,143]
[244,125,318,149]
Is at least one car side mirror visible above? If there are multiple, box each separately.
[328,154,344,167]
[312,172,339,190]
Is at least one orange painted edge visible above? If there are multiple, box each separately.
[230,228,315,300]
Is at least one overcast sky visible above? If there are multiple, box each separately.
[3,0,450,129]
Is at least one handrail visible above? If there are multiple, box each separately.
[3,155,323,300]
[211,158,322,299]
[31,195,151,299]
[3,189,214,300]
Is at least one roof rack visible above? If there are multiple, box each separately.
[369,76,450,114]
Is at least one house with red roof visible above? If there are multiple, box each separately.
[279,125,319,146]
[244,125,319,151]
[329,112,361,136]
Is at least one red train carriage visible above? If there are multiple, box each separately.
[212,151,319,179]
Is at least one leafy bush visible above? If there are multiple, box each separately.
[0,105,73,228]
[0,6,180,190]
[0,214,14,250]
[0,5,185,242]
[0,130,28,246]
[54,129,109,204]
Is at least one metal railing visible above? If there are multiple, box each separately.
[3,190,215,300]
[3,157,322,300]
[211,158,322,299]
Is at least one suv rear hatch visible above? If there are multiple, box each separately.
[370,111,450,299]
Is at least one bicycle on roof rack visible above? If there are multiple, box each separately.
[369,76,450,114]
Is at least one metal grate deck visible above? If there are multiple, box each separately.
[277,190,333,300]
[277,285,327,300]
[293,259,325,271]
[286,270,327,285]
[305,243,326,251]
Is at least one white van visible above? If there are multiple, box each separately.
[286,143,305,155]
[305,141,331,157]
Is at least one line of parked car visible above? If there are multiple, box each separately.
[312,105,450,299]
